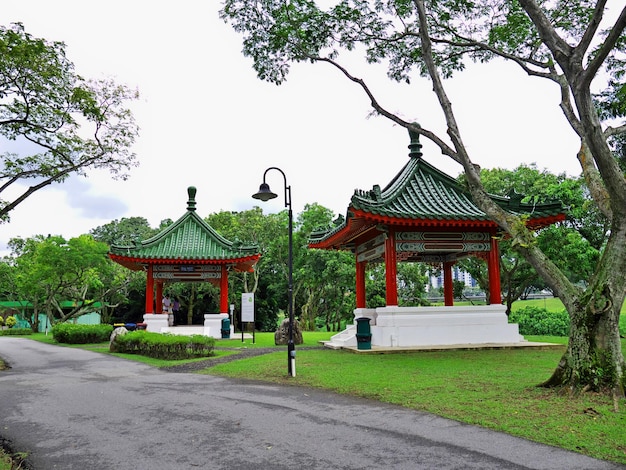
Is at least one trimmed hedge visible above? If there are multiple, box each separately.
[110,330,215,360]
[509,306,570,336]
[0,328,32,336]
[52,323,114,344]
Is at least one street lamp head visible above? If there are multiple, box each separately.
[252,182,278,202]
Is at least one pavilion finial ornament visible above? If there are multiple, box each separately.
[507,188,524,209]
[187,186,197,211]
[408,123,423,159]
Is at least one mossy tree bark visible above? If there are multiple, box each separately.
[540,220,626,396]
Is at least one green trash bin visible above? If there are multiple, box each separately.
[355,317,372,350]
[221,317,231,339]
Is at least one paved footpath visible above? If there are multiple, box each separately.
[0,337,624,470]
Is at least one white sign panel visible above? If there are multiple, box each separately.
[241,293,255,322]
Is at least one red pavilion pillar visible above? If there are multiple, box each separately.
[384,230,398,306]
[487,235,503,305]
[145,265,154,314]
[155,281,163,314]
[356,259,366,308]
[220,265,229,313]
[443,261,455,306]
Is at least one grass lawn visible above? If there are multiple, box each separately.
[204,334,626,465]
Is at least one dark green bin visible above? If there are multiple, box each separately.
[355,317,372,350]
[221,318,231,339]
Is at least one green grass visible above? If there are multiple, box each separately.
[0,447,27,470]
[0,453,9,470]
[218,331,331,348]
[512,297,626,333]
[205,335,626,464]
[512,297,567,312]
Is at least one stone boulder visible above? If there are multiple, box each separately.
[109,326,128,352]
[274,318,303,345]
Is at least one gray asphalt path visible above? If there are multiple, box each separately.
[0,337,623,470]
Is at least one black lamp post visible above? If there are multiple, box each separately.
[252,167,295,377]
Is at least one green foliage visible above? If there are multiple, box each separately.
[537,226,600,282]
[509,306,570,336]
[206,207,283,330]
[459,164,604,310]
[9,234,112,325]
[4,316,16,328]
[110,330,215,360]
[51,323,114,344]
[0,23,139,221]
[0,327,31,336]
[90,217,158,246]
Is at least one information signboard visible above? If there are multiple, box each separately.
[241,293,254,323]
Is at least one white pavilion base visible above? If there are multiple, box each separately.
[142,314,172,333]
[144,313,232,339]
[324,305,524,349]
[202,313,230,339]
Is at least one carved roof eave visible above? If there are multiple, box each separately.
[309,208,566,251]
[108,253,261,273]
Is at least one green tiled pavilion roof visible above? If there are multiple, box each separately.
[310,130,565,249]
[349,155,564,222]
[109,187,260,271]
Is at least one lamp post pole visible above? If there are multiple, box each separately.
[252,167,295,377]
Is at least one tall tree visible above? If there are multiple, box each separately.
[90,217,157,246]
[206,207,283,330]
[0,23,139,221]
[11,234,110,325]
[221,0,626,396]
[296,203,355,331]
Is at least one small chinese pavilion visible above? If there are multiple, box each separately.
[310,129,565,349]
[109,186,260,337]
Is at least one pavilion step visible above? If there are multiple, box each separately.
[160,326,206,336]
[323,325,357,349]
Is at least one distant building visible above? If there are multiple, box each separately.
[428,267,477,292]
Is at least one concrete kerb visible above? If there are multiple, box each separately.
[322,341,564,354]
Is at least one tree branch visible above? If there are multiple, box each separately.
[577,141,613,220]
[604,123,626,138]
[583,3,626,84]
[518,0,574,71]
[314,56,460,162]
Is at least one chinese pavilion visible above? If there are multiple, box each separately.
[309,130,565,349]
[108,186,260,337]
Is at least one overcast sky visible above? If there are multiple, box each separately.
[1,0,586,254]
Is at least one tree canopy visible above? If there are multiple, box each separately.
[0,23,139,221]
[8,234,111,328]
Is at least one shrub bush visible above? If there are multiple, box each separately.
[509,306,570,336]
[0,328,32,336]
[4,316,17,328]
[52,323,114,344]
[111,330,215,360]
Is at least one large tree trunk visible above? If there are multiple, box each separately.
[542,298,624,396]
[541,224,626,397]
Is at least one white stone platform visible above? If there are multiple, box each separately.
[143,313,235,339]
[323,305,526,350]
